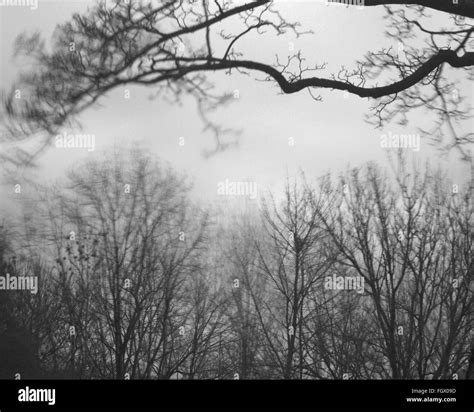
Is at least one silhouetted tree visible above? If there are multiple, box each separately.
[1,0,472,164]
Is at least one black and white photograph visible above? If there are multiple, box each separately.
[0,0,473,410]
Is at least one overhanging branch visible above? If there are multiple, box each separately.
[329,0,474,18]
[196,50,474,99]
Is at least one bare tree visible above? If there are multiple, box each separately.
[20,147,209,379]
[314,160,473,378]
[221,212,267,379]
[243,179,335,378]
[1,0,472,164]
[1,151,471,380]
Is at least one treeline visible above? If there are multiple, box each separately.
[0,149,472,379]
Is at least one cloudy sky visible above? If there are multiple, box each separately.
[0,0,471,209]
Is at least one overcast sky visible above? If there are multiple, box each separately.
[0,0,471,210]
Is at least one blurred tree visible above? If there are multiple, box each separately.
[1,0,472,165]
